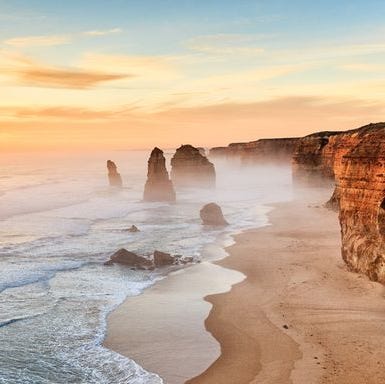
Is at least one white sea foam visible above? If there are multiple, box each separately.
[0,151,292,383]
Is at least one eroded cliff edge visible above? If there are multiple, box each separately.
[334,124,385,282]
[292,122,385,283]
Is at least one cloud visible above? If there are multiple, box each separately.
[185,33,268,55]
[0,51,130,89]
[3,28,123,48]
[15,67,128,89]
[0,106,119,120]
[4,35,71,47]
[339,63,385,72]
[83,28,122,36]
[79,53,181,82]
[2,96,385,152]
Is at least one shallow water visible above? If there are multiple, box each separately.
[0,151,292,383]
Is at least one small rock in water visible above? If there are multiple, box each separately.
[127,225,140,232]
[105,248,153,269]
[200,203,229,226]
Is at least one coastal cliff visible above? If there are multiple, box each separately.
[333,123,385,282]
[292,124,380,186]
[210,138,299,164]
[171,145,216,188]
[143,147,176,202]
[292,122,385,283]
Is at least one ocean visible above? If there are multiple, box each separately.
[0,150,293,383]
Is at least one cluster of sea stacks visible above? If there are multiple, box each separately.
[143,144,216,201]
[105,145,226,267]
[106,123,384,284]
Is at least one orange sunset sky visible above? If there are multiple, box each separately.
[1,1,385,151]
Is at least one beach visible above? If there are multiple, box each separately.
[105,189,385,384]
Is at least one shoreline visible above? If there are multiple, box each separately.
[104,190,385,384]
[103,245,245,383]
[187,192,385,384]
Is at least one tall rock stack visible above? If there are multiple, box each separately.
[107,160,123,187]
[143,147,176,202]
[333,123,385,283]
[171,145,216,188]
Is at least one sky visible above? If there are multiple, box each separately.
[1,0,385,151]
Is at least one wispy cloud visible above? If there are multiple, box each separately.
[339,62,385,72]
[4,35,71,47]
[16,67,128,89]
[185,33,269,56]
[3,28,123,48]
[80,53,181,82]
[0,51,130,89]
[83,28,122,36]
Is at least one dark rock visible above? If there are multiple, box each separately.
[153,250,175,267]
[171,145,215,188]
[107,160,123,187]
[143,147,176,202]
[127,225,140,232]
[106,248,152,268]
[200,203,228,226]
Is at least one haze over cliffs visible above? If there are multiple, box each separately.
[210,138,299,164]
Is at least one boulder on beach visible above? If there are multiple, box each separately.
[200,203,228,226]
[107,160,123,187]
[104,248,152,268]
[143,147,176,202]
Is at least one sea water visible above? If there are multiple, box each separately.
[0,150,293,383]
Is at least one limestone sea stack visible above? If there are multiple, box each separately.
[200,203,228,226]
[171,145,216,188]
[143,147,176,202]
[107,160,123,187]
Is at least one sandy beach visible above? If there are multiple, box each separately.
[105,189,385,384]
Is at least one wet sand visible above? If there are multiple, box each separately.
[103,255,244,383]
[105,191,385,384]
[187,192,385,384]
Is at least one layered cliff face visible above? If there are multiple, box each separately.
[210,138,299,164]
[107,160,123,187]
[292,132,341,186]
[143,147,176,202]
[171,145,215,188]
[333,123,385,282]
[292,124,380,186]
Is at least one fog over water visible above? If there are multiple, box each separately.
[0,150,293,383]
